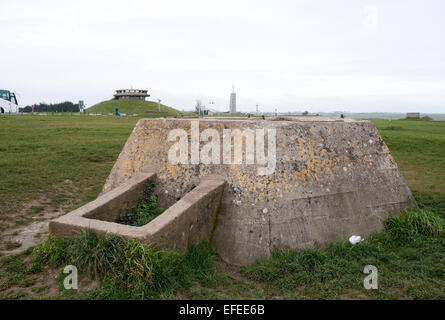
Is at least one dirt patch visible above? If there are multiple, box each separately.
[0,197,62,255]
[216,257,245,281]
[2,261,99,300]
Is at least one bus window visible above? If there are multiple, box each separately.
[0,90,10,101]
[10,93,18,105]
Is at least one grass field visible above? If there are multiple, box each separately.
[0,116,140,234]
[0,115,444,299]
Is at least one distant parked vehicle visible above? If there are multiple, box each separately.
[0,89,19,114]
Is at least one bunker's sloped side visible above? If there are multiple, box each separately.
[102,118,415,265]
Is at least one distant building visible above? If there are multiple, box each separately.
[200,107,215,116]
[113,89,150,101]
[229,86,236,114]
[406,112,420,119]
[195,105,216,116]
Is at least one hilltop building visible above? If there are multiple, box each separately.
[113,89,150,101]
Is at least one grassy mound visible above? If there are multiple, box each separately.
[87,99,182,117]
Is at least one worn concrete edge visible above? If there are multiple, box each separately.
[139,179,226,236]
[49,174,227,247]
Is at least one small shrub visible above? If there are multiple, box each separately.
[117,182,165,227]
[118,196,164,227]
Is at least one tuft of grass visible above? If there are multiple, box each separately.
[28,206,44,214]
[30,236,68,269]
[4,241,22,251]
[31,230,220,299]
[385,208,444,241]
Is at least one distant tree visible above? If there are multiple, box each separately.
[20,101,80,113]
[195,100,203,114]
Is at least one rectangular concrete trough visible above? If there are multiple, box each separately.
[49,171,226,251]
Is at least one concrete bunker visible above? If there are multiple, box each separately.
[50,117,416,266]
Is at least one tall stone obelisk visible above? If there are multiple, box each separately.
[229,85,236,114]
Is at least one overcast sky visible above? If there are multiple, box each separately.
[1,0,444,113]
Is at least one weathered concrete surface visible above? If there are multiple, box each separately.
[50,172,227,252]
[102,117,416,265]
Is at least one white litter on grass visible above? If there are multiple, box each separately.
[349,235,364,245]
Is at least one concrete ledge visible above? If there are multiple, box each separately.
[49,174,226,252]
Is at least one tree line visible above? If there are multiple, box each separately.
[20,101,80,113]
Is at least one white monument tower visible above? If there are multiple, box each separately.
[229,85,236,114]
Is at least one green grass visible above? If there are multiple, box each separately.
[28,231,221,299]
[385,208,444,241]
[4,241,22,251]
[241,211,445,299]
[373,119,445,218]
[2,209,443,300]
[0,116,140,231]
[117,182,165,227]
[117,196,164,227]
[0,116,444,300]
[87,100,182,117]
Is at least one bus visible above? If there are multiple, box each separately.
[0,89,19,114]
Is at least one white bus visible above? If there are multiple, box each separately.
[0,89,19,114]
